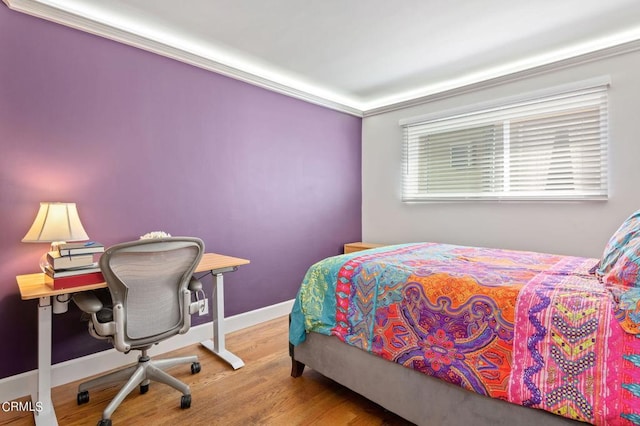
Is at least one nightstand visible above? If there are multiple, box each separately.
[344,242,385,254]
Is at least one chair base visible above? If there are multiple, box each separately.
[77,348,199,423]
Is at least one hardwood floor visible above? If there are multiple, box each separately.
[2,316,412,426]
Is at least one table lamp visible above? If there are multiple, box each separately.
[22,202,90,313]
[23,201,89,247]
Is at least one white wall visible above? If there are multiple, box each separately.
[362,49,640,258]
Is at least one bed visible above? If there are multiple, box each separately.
[289,211,640,426]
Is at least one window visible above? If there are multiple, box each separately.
[400,78,609,201]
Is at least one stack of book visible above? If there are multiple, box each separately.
[44,241,105,289]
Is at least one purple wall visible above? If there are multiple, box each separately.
[0,6,362,379]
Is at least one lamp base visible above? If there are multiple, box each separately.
[49,241,64,252]
[39,241,66,273]
[39,253,50,273]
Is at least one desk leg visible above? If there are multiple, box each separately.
[200,273,245,370]
[34,296,58,425]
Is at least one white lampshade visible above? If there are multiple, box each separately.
[22,202,89,243]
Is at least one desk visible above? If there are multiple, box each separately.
[16,252,250,426]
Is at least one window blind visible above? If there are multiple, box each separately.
[401,80,609,201]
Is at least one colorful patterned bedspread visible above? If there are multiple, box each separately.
[289,243,640,425]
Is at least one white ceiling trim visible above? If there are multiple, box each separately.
[364,38,640,117]
[5,0,640,118]
[3,0,363,116]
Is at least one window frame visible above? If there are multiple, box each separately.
[399,77,610,202]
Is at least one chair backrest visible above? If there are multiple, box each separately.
[99,237,204,349]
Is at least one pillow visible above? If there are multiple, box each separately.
[602,233,640,288]
[598,209,640,277]
[610,286,640,335]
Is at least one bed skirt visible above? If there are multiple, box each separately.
[291,331,582,426]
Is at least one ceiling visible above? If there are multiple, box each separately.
[6,0,640,115]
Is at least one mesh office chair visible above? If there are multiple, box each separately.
[73,237,205,426]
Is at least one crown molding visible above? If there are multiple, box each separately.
[3,0,365,117]
[5,0,640,119]
[362,38,640,117]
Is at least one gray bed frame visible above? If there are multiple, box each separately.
[290,330,583,426]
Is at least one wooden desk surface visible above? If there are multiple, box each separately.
[16,252,250,300]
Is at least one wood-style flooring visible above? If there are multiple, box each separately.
[1,316,412,425]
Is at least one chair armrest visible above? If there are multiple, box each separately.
[186,276,205,317]
[188,276,203,292]
[73,292,104,314]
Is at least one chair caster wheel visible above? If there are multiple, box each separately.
[181,394,191,409]
[77,390,89,405]
[97,419,112,426]
[140,383,149,394]
[191,361,201,374]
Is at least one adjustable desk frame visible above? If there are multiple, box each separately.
[16,252,249,426]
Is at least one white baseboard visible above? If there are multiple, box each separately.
[0,299,294,403]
